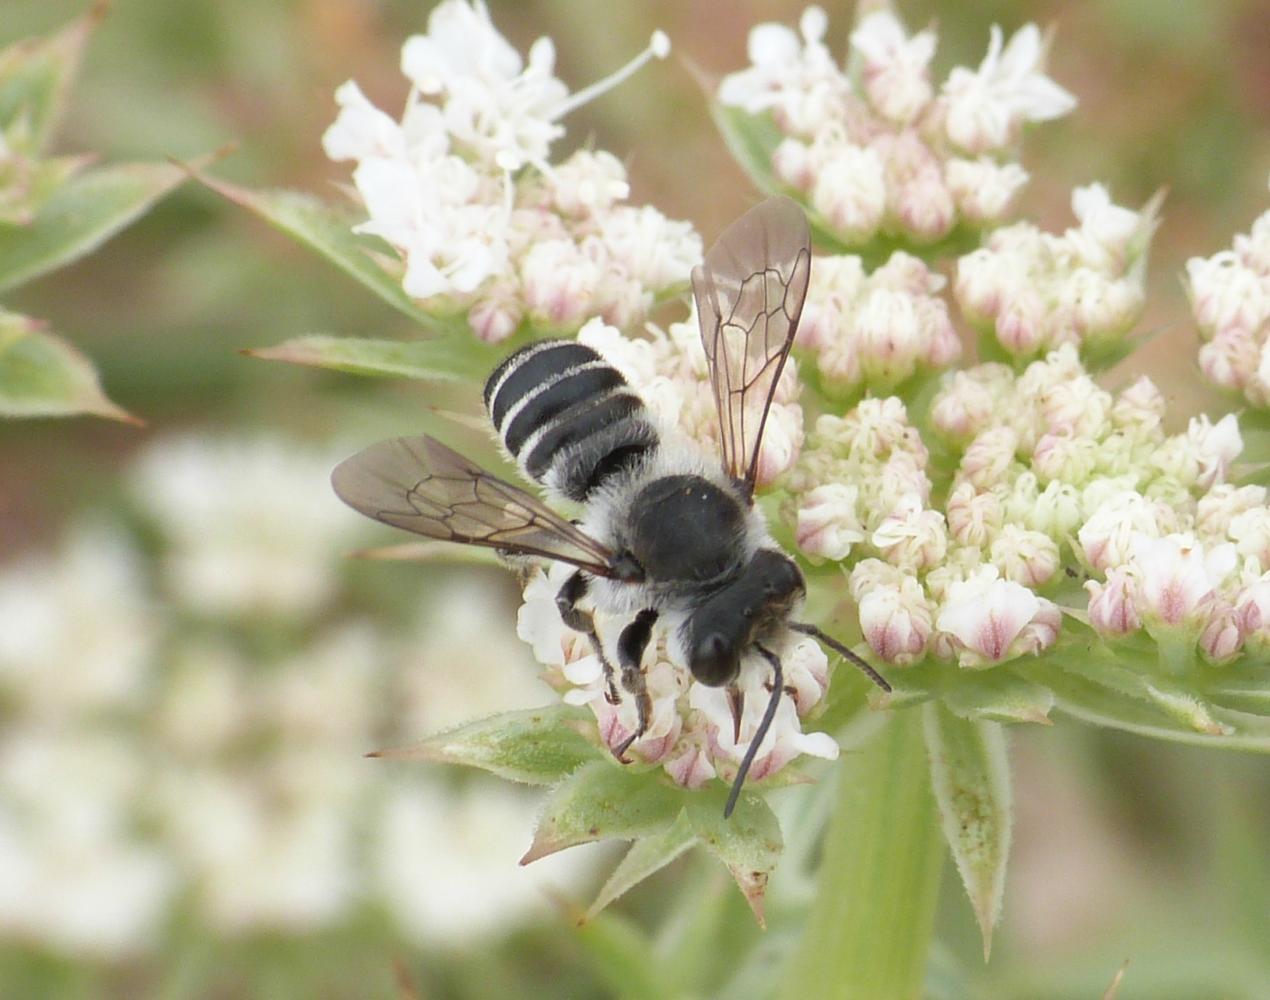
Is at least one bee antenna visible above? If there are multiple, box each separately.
[789,622,891,693]
[724,645,783,819]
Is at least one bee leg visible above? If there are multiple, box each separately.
[612,609,658,762]
[725,644,784,819]
[556,569,619,704]
[726,684,745,744]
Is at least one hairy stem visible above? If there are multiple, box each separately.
[780,709,943,1000]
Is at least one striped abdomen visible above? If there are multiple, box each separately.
[483,339,659,502]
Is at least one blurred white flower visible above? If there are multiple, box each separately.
[132,435,360,619]
[939,23,1076,154]
[0,527,154,719]
[0,727,174,958]
[721,8,1064,245]
[404,579,551,739]
[375,779,597,948]
[159,754,363,936]
[719,6,844,137]
[850,10,936,124]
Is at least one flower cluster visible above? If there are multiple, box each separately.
[785,395,1061,668]
[930,344,1263,666]
[0,434,591,959]
[797,248,960,396]
[955,183,1161,362]
[578,315,805,488]
[518,563,838,790]
[323,0,699,340]
[719,5,1075,246]
[1188,176,1270,407]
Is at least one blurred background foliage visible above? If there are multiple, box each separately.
[0,1,1267,997]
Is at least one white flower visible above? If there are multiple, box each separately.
[945,157,1029,224]
[598,205,702,292]
[850,10,936,124]
[871,493,948,573]
[1066,183,1142,271]
[941,23,1076,154]
[1186,413,1242,489]
[936,564,1056,667]
[1131,533,1237,632]
[690,660,837,784]
[519,237,600,327]
[810,138,887,242]
[719,7,845,137]
[796,482,865,562]
[400,0,568,171]
[547,149,629,216]
[1077,490,1166,571]
[1187,251,1269,341]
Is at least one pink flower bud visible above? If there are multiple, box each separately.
[468,293,522,343]
[857,577,934,665]
[773,138,814,191]
[995,289,1046,355]
[990,524,1060,587]
[960,426,1019,489]
[1199,602,1244,664]
[1085,567,1141,637]
[946,481,1003,547]
[872,495,949,573]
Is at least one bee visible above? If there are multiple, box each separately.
[332,196,889,817]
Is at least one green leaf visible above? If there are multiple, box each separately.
[710,102,783,200]
[195,173,451,332]
[923,703,1012,960]
[369,705,603,785]
[781,711,943,1000]
[245,333,498,382]
[0,3,103,156]
[0,154,86,226]
[685,792,783,927]
[587,809,698,920]
[1016,660,1270,751]
[0,161,187,293]
[0,310,136,422]
[942,668,1055,726]
[522,761,683,863]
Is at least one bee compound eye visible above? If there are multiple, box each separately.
[691,631,738,687]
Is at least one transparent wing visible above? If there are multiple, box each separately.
[331,434,625,577]
[691,196,811,499]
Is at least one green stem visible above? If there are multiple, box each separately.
[780,710,943,1000]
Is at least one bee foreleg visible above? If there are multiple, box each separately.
[555,569,620,704]
[612,608,658,762]
[724,645,786,819]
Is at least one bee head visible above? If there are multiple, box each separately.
[683,550,805,687]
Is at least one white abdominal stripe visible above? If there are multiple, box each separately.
[484,339,660,502]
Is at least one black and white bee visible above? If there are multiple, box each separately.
[332,196,889,817]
